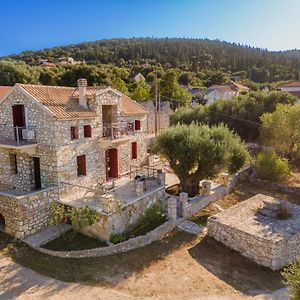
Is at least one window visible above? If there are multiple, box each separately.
[70,126,78,140]
[84,125,92,138]
[131,142,137,159]
[134,120,141,131]
[9,153,18,174]
[77,155,86,176]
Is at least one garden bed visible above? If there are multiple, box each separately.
[42,230,108,251]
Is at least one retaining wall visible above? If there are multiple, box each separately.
[33,220,175,258]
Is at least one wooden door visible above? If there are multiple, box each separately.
[105,148,118,180]
[12,105,25,141]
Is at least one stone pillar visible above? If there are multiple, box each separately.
[147,155,153,166]
[158,172,165,186]
[179,192,189,219]
[101,194,113,213]
[202,181,212,195]
[219,173,230,187]
[167,197,177,221]
[135,181,144,197]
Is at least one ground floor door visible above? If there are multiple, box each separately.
[33,157,41,190]
[105,148,118,180]
[0,213,5,232]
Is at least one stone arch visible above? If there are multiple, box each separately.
[0,213,5,232]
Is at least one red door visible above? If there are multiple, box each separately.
[12,105,26,141]
[105,148,118,180]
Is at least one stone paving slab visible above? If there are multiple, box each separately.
[177,220,206,235]
[23,224,71,247]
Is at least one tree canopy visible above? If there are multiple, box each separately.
[153,124,249,196]
[170,91,297,141]
[260,104,300,161]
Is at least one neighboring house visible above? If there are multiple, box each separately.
[224,81,249,93]
[0,79,166,240]
[140,101,172,134]
[129,72,146,82]
[279,81,300,103]
[203,85,235,104]
[0,86,13,101]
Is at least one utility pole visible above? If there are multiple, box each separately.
[155,74,158,136]
[158,90,161,132]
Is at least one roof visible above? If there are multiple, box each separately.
[204,85,234,95]
[287,91,300,99]
[224,81,249,92]
[19,84,97,119]
[0,86,13,99]
[15,84,147,120]
[120,94,149,115]
[280,81,300,88]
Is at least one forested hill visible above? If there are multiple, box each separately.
[4,38,300,82]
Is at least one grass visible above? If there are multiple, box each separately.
[42,230,107,251]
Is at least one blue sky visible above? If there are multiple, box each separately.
[0,0,300,56]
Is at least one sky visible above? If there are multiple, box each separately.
[0,0,300,56]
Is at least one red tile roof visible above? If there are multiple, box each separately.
[280,81,300,88]
[288,91,300,99]
[17,84,148,120]
[0,86,13,99]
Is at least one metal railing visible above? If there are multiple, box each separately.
[102,122,138,139]
[0,124,37,146]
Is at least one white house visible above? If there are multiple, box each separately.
[279,81,300,103]
[203,85,235,104]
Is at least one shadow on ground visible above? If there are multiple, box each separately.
[188,235,284,296]
[7,229,195,286]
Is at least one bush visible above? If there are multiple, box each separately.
[138,204,165,228]
[282,257,300,300]
[110,233,126,244]
[255,151,291,182]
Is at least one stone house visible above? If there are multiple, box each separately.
[0,79,162,239]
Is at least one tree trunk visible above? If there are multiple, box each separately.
[180,175,200,197]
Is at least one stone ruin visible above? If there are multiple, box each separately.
[207,194,300,270]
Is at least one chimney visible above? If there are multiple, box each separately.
[77,78,88,108]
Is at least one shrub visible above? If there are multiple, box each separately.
[282,257,300,300]
[138,204,165,228]
[110,233,126,244]
[277,202,292,220]
[255,150,291,182]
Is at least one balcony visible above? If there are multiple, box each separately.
[0,125,37,152]
[101,122,138,147]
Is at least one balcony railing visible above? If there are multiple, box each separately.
[0,124,37,147]
[102,122,137,140]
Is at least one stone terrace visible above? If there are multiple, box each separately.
[208,194,300,270]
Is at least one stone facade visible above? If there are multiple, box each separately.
[140,101,172,134]
[207,194,300,270]
[0,187,58,238]
[0,84,150,239]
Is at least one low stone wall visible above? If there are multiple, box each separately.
[208,194,300,270]
[0,187,58,238]
[32,220,175,258]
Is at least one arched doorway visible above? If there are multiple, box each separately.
[0,213,5,232]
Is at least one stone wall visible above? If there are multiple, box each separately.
[0,187,58,239]
[207,194,300,270]
[32,220,175,258]
[140,101,172,134]
[81,185,166,241]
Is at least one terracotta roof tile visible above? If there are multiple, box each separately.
[0,86,13,99]
[287,91,300,99]
[18,84,148,119]
[281,81,300,88]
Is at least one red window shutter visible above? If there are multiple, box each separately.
[84,125,92,138]
[131,142,137,159]
[77,155,86,176]
[71,126,78,140]
[134,120,141,131]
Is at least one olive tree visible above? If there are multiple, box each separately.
[153,124,249,196]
